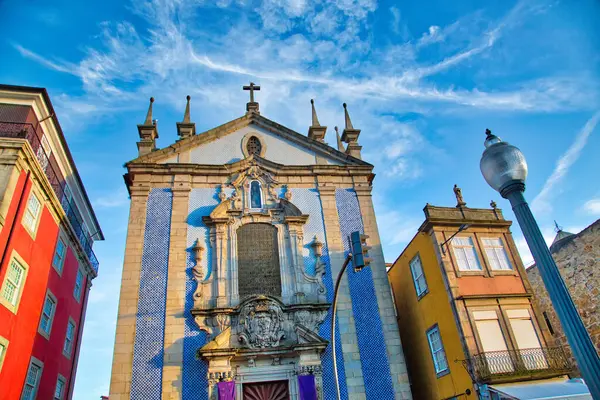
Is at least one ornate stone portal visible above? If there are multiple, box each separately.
[192,161,329,399]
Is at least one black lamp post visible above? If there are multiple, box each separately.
[480,129,600,398]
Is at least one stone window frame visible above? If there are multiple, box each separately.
[54,374,67,400]
[0,250,29,314]
[22,356,44,400]
[248,180,264,210]
[241,132,267,158]
[63,317,77,359]
[499,302,549,351]
[22,185,43,239]
[445,232,487,277]
[73,265,84,303]
[467,305,514,355]
[38,289,58,340]
[227,217,294,306]
[52,231,69,276]
[479,234,520,277]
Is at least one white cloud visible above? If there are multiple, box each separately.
[417,25,443,47]
[582,198,600,216]
[532,110,600,213]
[94,188,129,208]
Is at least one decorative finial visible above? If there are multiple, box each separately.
[307,98,327,142]
[343,103,354,130]
[310,99,321,127]
[177,95,196,139]
[490,200,497,209]
[335,126,345,152]
[143,97,154,125]
[454,184,467,207]
[483,128,502,148]
[183,95,191,123]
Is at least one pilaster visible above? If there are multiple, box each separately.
[162,178,191,399]
[316,182,363,398]
[109,185,150,399]
[353,184,412,398]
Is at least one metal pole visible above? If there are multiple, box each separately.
[331,254,352,400]
[503,183,600,398]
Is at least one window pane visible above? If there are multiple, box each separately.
[53,240,66,270]
[40,315,49,332]
[2,282,17,304]
[427,327,448,373]
[28,195,41,215]
[22,386,34,400]
[7,262,23,283]
[54,379,64,399]
[74,270,83,300]
[410,256,427,296]
[26,364,40,385]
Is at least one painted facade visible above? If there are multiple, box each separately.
[0,85,103,399]
[109,94,412,399]
[388,195,574,399]
[526,220,600,367]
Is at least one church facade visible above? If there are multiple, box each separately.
[109,87,412,400]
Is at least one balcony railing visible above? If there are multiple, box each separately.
[0,122,99,274]
[471,347,573,383]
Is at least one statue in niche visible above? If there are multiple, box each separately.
[250,180,262,208]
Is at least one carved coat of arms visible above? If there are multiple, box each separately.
[238,299,285,349]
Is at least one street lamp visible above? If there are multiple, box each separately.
[480,129,600,398]
[331,232,372,400]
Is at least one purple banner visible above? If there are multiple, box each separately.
[217,381,235,400]
[298,375,317,400]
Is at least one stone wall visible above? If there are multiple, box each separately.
[526,219,600,363]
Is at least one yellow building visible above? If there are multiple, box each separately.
[388,192,576,400]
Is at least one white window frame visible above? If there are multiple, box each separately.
[482,237,512,271]
[73,266,84,302]
[54,374,67,400]
[451,236,482,271]
[0,251,29,313]
[52,235,68,275]
[38,290,58,339]
[409,254,428,298]
[0,335,8,372]
[21,356,44,400]
[426,325,449,376]
[63,318,76,358]
[22,189,42,238]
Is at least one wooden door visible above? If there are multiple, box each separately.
[243,380,289,400]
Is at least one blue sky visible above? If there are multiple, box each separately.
[1,0,600,397]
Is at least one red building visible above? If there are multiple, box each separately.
[0,85,103,399]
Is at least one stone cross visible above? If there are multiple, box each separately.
[243,82,261,103]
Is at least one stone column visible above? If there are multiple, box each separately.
[162,177,191,399]
[109,184,150,399]
[316,182,363,398]
[354,184,412,399]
